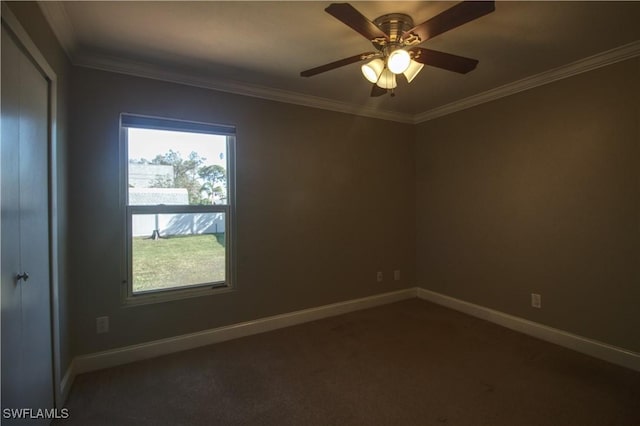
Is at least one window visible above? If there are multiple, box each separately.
[121,114,235,303]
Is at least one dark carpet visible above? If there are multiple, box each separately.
[57,299,640,425]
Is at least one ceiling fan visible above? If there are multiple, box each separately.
[300,1,495,97]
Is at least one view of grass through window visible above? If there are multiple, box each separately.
[132,234,226,292]
[126,123,231,294]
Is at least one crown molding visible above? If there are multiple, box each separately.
[73,52,415,124]
[414,40,640,124]
[38,0,639,125]
[67,41,640,126]
[39,0,413,123]
[38,1,77,60]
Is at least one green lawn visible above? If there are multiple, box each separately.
[132,233,225,293]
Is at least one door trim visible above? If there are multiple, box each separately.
[1,2,63,408]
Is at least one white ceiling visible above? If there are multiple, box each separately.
[40,1,640,122]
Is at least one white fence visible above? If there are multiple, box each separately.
[129,188,224,238]
[132,212,225,237]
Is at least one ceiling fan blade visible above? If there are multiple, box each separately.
[300,52,376,77]
[325,3,389,42]
[403,1,495,43]
[370,84,387,97]
[411,48,479,74]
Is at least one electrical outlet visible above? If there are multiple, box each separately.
[394,270,400,281]
[376,271,383,282]
[96,316,109,334]
[531,293,541,309]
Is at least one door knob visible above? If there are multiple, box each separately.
[16,272,29,282]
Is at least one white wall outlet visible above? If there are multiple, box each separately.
[96,316,109,334]
[531,293,541,309]
[376,272,383,282]
[394,270,401,281]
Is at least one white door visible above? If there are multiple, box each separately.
[1,23,54,423]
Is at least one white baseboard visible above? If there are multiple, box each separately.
[416,288,640,372]
[59,360,75,405]
[71,288,417,377]
[60,286,639,404]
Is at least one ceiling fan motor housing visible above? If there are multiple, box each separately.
[372,13,415,48]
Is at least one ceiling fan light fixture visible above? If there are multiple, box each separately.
[387,49,411,74]
[361,58,385,84]
[300,2,495,97]
[376,68,397,89]
[403,60,424,83]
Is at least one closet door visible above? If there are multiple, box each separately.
[1,23,24,414]
[1,23,53,422]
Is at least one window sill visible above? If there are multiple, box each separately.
[122,283,234,307]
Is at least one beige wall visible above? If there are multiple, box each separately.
[416,58,640,352]
[6,2,73,374]
[8,0,639,364]
[68,67,416,355]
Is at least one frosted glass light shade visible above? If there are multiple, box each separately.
[387,49,411,74]
[403,60,424,83]
[361,59,385,84]
[376,68,397,89]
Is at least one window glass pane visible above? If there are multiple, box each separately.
[127,128,228,206]
[131,212,226,293]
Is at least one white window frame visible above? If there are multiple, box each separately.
[120,113,236,306]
